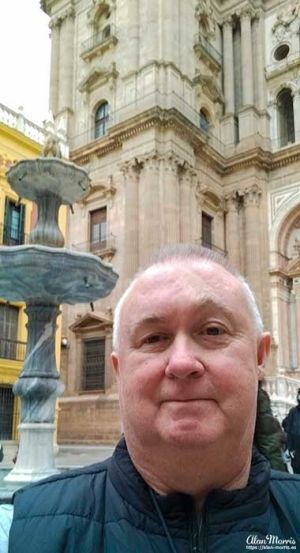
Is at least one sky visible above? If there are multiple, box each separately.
[0,0,51,127]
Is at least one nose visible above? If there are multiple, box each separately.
[164,335,205,380]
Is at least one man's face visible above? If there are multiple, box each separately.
[112,260,270,451]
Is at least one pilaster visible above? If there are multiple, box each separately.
[120,159,142,285]
[225,191,241,270]
[58,7,75,115]
[138,155,161,265]
[240,9,254,107]
[293,90,300,143]
[160,155,180,246]
[243,185,263,311]
[49,17,61,116]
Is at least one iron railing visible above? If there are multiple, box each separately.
[72,233,116,256]
[81,24,117,57]
[0,338,27,361]
[196,238,227,256]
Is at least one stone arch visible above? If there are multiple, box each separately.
[277,203,300,259]
[269,200,300,373]
[93,99,110,138]
[199,106,211,132]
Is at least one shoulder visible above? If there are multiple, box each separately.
[13,458,111,519]
[270,470,300,506]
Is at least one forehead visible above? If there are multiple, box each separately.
[122,260,248,319]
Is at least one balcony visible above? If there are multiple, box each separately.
[72,233,116,263]
[0,338,27,362]
[196,238,227,257]
[80,24,118,62]
[0,223,28,246]
[194,32,222,72]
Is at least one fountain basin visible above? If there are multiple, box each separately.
[0,245,118,304]
[6,157,90,204]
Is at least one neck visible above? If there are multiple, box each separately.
[126,438,252,498]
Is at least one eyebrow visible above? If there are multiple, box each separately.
[131,298,236,333]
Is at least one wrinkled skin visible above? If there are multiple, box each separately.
[112,260,271,495]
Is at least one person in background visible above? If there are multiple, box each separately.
[282,388,300,474]
[2,245,300,552]
[254,381,287,471]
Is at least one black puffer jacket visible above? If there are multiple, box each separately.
[9,439,300,553]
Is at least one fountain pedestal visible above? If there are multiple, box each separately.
[5,304,64,483]
[0,156,118,491]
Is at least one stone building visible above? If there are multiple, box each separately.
[41,0,300,443]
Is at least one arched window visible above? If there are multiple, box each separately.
[199,108,210,133]
[277,88,295,147]
[95,101,109,138]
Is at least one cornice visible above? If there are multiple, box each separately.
[70,107,300,175]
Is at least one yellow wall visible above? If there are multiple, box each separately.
[0,116,67,439]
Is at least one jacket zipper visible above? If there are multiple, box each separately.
[190,505,207,553]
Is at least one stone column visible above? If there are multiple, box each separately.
[243,185,263,311]
[138,156,161,265]
[293,279,300,369]
[240,10,254,106]
[191,177,202,243]
[58,8,75,113]
[255,11,266,112]
[268,100,278,147]
[121,160,141,285]
[223,18,235,114]
[293,90,300,143]
[161,156,180,245]
[194,183,207,245]
[221,17,236,146]
[49,17,61,116]
[225,192,241,270]
[179,166,194,243]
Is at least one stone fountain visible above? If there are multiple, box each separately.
[0,146,118,485]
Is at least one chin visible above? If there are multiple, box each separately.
[161,424,220,448]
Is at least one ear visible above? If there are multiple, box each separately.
[257,332,271,375]
[111,352,120,379]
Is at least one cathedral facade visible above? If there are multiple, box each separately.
[41,0,300,442]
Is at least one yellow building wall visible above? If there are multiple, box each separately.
[0,116,67,440]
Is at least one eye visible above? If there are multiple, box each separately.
[143,334,169,344]
[203,326,226,336]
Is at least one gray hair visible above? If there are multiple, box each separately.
[112,244,264,350]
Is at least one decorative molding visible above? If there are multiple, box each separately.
[78,177,116,205]
[243,184,262,207]
[70,312,112,334]
[87,0,116,24]
[195,0,216,38]
[78,64,118,93]
[270,184,300,223]
[193,74,224,104]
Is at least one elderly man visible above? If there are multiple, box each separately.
[2,245,300,552]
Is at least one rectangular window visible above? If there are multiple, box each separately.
[82,338,105,391]
[202,212,213,249]
[90,207,107,252]
[0,386,14,439]
[0,304,19,359]
[3,199,25,246]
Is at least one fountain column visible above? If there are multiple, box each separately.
[6,304,64,482]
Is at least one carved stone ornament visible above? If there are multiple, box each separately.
[87,0,115,24]
[272,1,300,42]
[195,0,216,37]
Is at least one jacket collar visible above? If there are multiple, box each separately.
[109,438,271,529]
